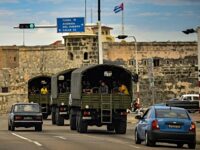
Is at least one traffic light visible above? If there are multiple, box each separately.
[19,23,35,29]
[182,28,196,34]
[116,35,128,39]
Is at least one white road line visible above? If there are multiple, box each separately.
[54,136,67,140]
[128,145,140,149]
[11,133,42,147]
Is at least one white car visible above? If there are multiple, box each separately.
[180,94,199,101]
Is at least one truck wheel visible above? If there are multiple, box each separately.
[107,124,115,131]
[188,142,196,149]
[51,106,56,125]
[35,124,42,131]
[42,114,48,119]
[115,117,127,134]
[77,112,87,133]
[70,109,77,130]
[56,108,64,126]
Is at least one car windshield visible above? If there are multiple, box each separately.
[193,96,199,101]
[155,109,189,119]
[14,104,40,113]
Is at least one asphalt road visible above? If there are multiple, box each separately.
[0,114,199,150]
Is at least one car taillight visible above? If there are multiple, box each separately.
[15,116,23,120]
[83,111,90,116]
[189,122,196,132]
[152,120,159,130]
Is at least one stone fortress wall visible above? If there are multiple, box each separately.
[0,40,198,113]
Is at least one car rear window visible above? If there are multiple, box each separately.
[155,109,189,119]
[14,104,40,113]
[193,96,199,101]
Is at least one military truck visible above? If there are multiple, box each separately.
[51,69,75,125]
[28,76,51,119]
[69,64,137,134]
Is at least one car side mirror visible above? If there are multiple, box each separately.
[135,115,142,120]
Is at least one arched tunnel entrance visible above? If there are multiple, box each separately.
[28,75,51,119]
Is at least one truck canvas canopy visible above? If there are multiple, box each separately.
[71,64,133,100]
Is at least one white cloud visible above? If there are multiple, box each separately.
[111,23,197,42]
[0,9,15,16]
[125,0,200,5]
[35,0,65,4]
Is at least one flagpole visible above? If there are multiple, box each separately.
[122,3,124,35]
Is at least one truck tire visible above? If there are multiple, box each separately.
[107,124,115,132]
[42,114,48,119]
[77,111,87,133]
[115,117,127,134]
[70,109,77,130]
[35,124,42,131]
[56,108,64,126]
[51,106,56,125]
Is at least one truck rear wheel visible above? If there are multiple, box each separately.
[107,124,115,132]
[56,108,64,126]
[70,109,77,130]
[42,114,48,119]
[51,106,56,125]
[77,111,87,133]
[115,117,127,134]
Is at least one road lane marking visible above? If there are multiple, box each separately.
[11,133,42,147]
[54,136,67,140]
[128,145,140,149]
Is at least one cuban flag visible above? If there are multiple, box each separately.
[114,3,124,13]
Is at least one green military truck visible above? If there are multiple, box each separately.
[51,69,75,125]
[69,64,137,134]
[28,76,51,119]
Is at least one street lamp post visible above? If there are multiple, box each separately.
[116,35,140,104]
[130,36,140,104]
[183,27,200,101]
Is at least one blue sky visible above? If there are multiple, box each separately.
[0,0,200,45]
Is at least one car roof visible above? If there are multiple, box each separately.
[153,105,186,111]
[182,94,199,97]
[13,102,39,106]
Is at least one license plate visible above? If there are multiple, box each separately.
[168,124,181,129]
[24,117,32,120]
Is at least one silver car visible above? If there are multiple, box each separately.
[8,103,43,131]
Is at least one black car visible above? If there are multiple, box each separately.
[8,103,43,131]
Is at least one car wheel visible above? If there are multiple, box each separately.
[135,129,142,144]
[188,143,196,149]
[177,143,184,148]
[145,132,155,146]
